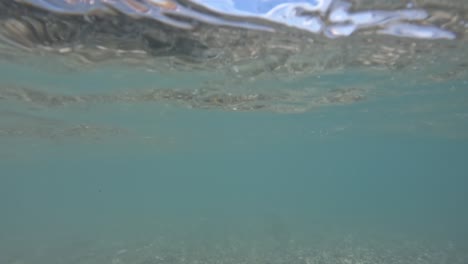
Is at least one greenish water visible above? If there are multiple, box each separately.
[1,58,468,264]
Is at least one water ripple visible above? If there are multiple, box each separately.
[15,0,457,39]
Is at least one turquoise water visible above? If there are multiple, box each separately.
[2,63,468,263]
[1,33,468,264]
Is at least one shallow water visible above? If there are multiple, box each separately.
[1,1,468,264]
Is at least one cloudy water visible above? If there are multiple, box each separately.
[1,0,468,264]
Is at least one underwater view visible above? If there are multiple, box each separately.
[1,0,468,263]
